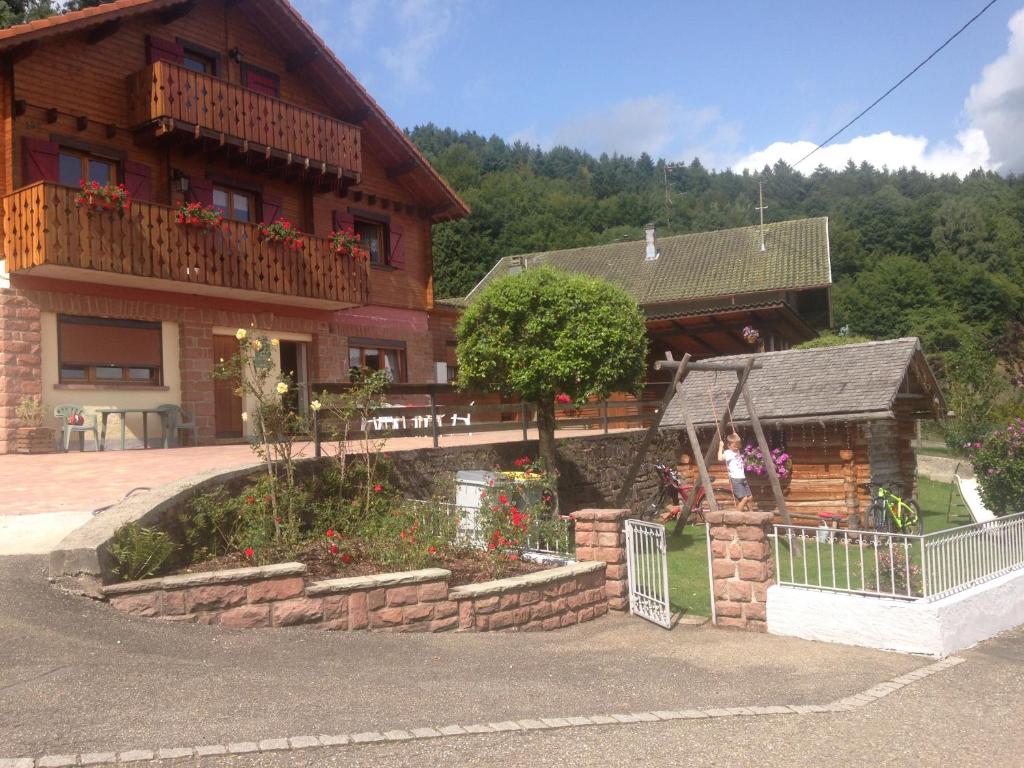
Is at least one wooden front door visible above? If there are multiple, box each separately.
[213,335,243,438]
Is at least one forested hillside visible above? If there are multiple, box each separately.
[410,124,1024,440]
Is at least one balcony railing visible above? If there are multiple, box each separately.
[2,183,369,307]
[128,61,362,179]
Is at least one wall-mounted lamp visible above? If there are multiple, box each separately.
[229,47,243,63]
[172,170,190,193]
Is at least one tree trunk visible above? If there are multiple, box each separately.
[535,400,559,511]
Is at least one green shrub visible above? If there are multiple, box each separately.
[971,417,1024,517]
[109,522,177,581]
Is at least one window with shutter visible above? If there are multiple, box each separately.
[261,195,283,224]
[146,35,184,65]
[123,161,152,202]
[56,149,117,188]
[212,184,256,222]
[188,178,214,207]
[389,222,406,269]
[22,137,59,185]
[58,315,163,386]
[241,65,280,97]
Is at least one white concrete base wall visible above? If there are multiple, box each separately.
[767,568,1024,657]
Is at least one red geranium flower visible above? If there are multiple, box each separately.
[329,543,339,554]
[340,553,352,565]
[246,495,255,505]
[373,484,383,493]
[499,494,508,505]
[556,393,572,404]
[428,546,437,555]
[326,529,335,538]
[244,547,254,559]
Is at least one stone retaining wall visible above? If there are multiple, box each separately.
[103,561,608,633]
[706,509,774,632]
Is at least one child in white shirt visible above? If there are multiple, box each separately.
[718,433,752,512]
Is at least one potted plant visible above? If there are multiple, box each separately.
[329,226,368,260]
[15,396,55,454]
[176,202,225,232]
[258,218,305,250]
[75,180,131,213]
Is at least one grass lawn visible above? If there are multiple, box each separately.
[663,477,963,616]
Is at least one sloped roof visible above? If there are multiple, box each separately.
[661,338,944,428]
[466,217,830,306]
[0,0,468,220]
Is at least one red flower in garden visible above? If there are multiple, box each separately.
[509,554,519,562]
[555,393,572,404]
[246,495,255,505]
[487,542,496,551]
[326,529,335,538]
[400,530,407,540]
[244,547,254,559]
[499,494,508,505]
[428,546,437,555]
[329,543,339,554]
[373,484,383,493]
[340,553,352,565]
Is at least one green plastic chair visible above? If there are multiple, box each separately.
[156,404,198,448]
[53,404,99,452]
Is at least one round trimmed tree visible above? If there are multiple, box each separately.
[456,266,648,480]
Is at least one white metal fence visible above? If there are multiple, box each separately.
[772,512,1024,602]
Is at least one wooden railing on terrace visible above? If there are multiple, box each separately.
[308,382,667,451]
[128,61,362,178]
[2,183,369,305]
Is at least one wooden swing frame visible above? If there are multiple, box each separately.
[614,352,792,536]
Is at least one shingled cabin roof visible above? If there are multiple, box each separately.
[464,217,831,308]
[661,338,944,428]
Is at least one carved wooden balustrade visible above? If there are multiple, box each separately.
[2,183,369,306]
[128,61,362,180]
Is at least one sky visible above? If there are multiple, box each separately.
[293,0,1024,175]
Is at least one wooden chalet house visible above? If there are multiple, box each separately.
[445,218,832,376]
[0,0,468,452]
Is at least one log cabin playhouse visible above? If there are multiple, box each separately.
[0,0,469,452]
[661,338,946,528]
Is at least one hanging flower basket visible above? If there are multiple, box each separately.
[742,444,792,479]
[258,218,305,251]
[75,180,130,214]
[176,202,224,232]
[742,325,760,345]
[329,225,367,260]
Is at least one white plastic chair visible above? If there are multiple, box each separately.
[450,401,474,427]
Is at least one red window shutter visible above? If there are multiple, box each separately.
[123,160,152,202]
[332,209,355,231]
[146,35,184,65]
[243,66,280,97]
[389,222,405,269]
[22,137,59,184]
[260,195,283,223]
[189,178,214,207]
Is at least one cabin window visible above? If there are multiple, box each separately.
[212,185,255,223]
[182,50,216,74]
[57,315,163,386]
[348,339,406,382]
[354,219,389,266]
[58,150,117,188]
[241,64,280,97]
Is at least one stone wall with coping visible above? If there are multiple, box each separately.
[103,560,609,633]
[571,508,628,611]
[706,509,775,632]
[0,288,43,454]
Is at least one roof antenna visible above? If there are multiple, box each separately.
[755,181,767,252]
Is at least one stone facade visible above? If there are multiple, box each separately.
[0,289,42,454]
[571,508,628,611]
[706,509,774,632]
[104,560,610,633]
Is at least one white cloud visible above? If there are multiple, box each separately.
[732,129,993,175]
[524,95,741,165]
[379,0,458,89]
[966,7,1024,172]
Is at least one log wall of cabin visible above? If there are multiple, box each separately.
[676,420,917,529]
[4,0,435,313]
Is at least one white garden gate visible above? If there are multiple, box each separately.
[624,518,671,628]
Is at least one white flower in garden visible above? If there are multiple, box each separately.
[235,328,247,341]
[241,411,248,422]
[271,338,280,346]
[310,399,322,412]
[253,339,262,350]
[276,382,289,395]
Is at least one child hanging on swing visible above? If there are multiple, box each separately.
[718,433,752,512]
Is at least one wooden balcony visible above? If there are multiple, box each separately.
[2,183,369,309]
[128,61,362,184]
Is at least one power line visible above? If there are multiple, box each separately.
[792,0,1001,169]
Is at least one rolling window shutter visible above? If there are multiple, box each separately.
[389,222,405,269]
[22,137,59,184]
[123,161,152,202]
[59,320,162,367]
[146,35,184,65]
[189,178,214,207]
[261,195,283,223]
[332,209,355,231]
[243,66,280,97]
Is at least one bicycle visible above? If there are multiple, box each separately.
[637,460,732,526]
[864,483,924,536]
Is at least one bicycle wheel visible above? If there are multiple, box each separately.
[903,499,924,536]
[639,488,666,520]
[867,499,888,531]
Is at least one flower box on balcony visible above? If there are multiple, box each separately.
[75,181,131,214]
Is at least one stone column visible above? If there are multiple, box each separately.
[0,289,42,454]
[705,509,774,631]
[178,321,215,444]
[571,508,628,611]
